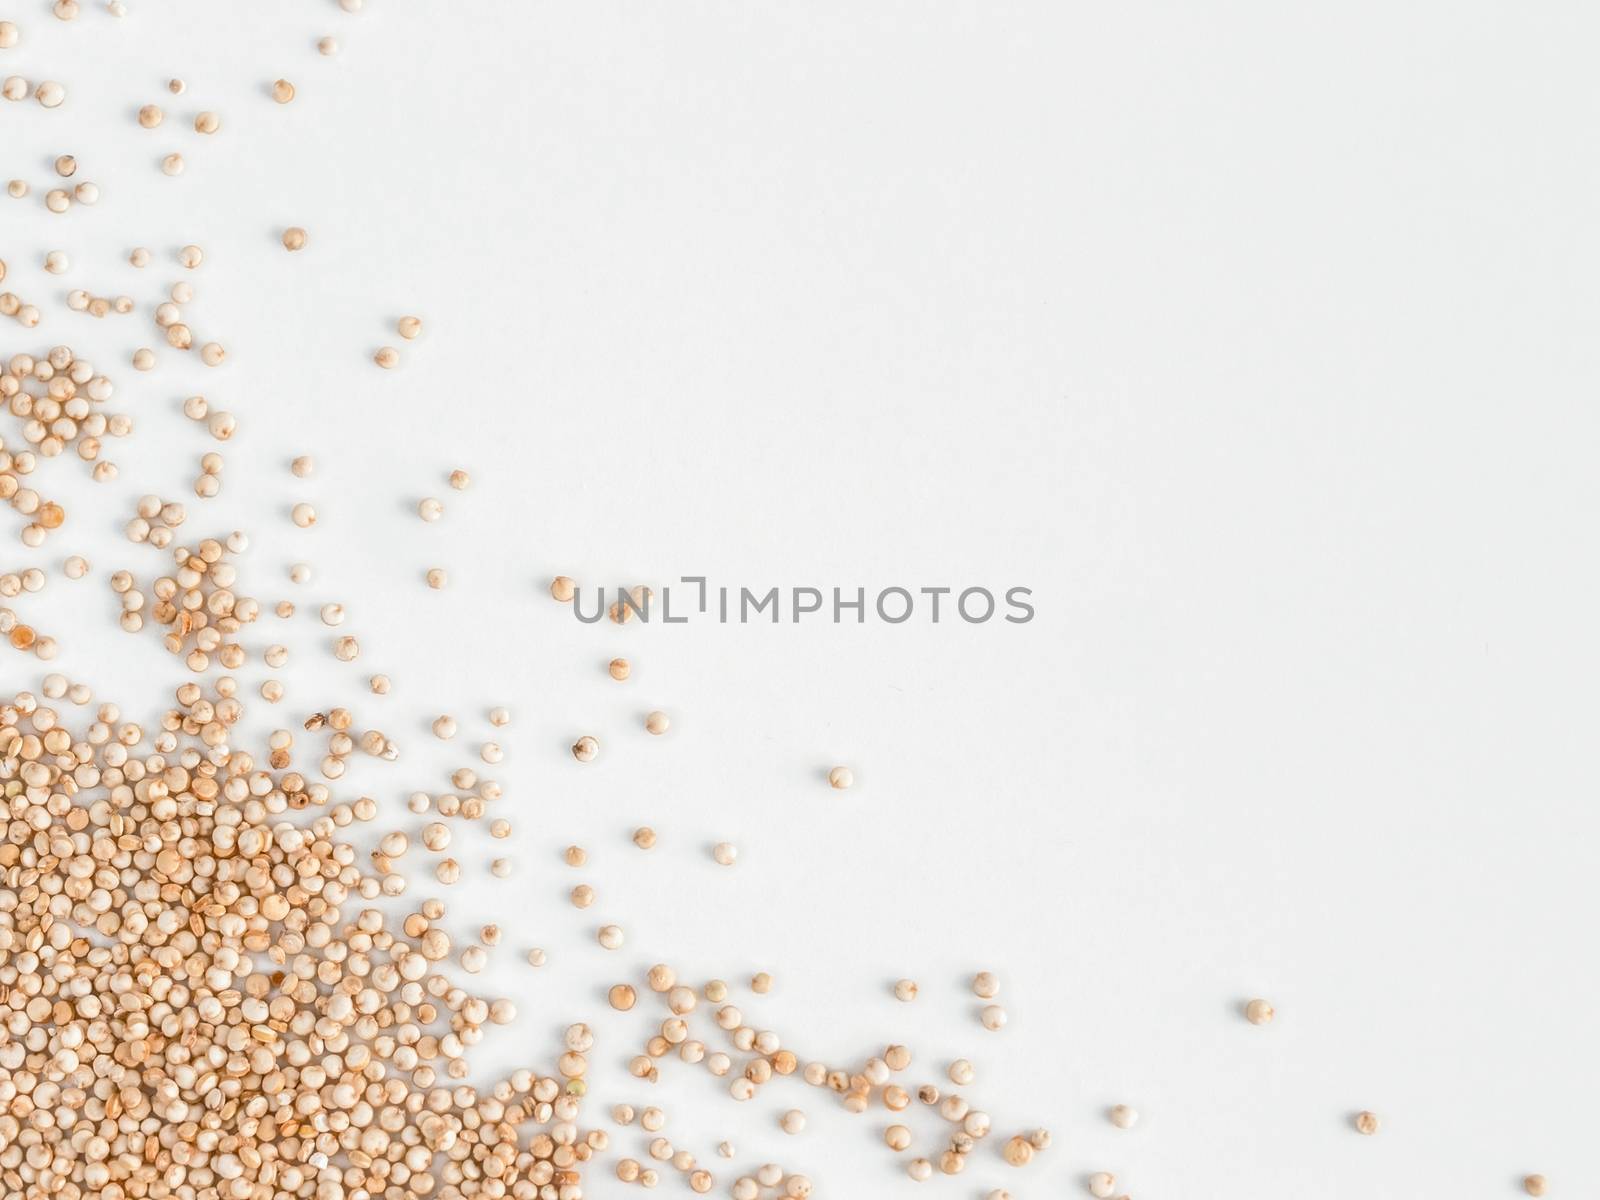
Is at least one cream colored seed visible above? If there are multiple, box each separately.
[609,984,636,1011]
[949,1059,974,1085]
[179,244,204,268]
[370,673,391,694]
[565,845,587,866]
[168,77,185,93]
[431,715,456,738]
[448,467,469,489]
[291,502,317,527]
[195,111,220,133]
[418,497,443,521]
[318,35,339,55]
[290,564,312,584]
[645,710,670,735]
[712,842,737,866]
[292,455,315,477]
[489,705,510,726]
[139,104,164,128]
[980,1004,1007,1031]
[780,1110,805,1135]
[752,972,772,994]
[399,315,423,338]
[490,857,512,877]
[894,978,918,1002]
[272,78,296,103]
[828,765,853,789]
[0,21,16,47]
[572,735,598,762]
[570,884,594,908]
[201,342,226,365]
[609,657,631,680]
[526,947,547,966]
[37,80,65,107]
[1245,998,1275,1025]
[597,924,624,950]
[45,251,68,274]
[374,346,399,368]
[162,153,185,176]
[908,1159,933,1181]
[1354,1111,1379,1135]
[8,180,28,198]
[320,603,345,625]
[130,246,150,266]
[426,568,448,589]
[1110,1104,1138,1129]
[282,226,307,251]
[1524,1176,1548,1197]
[55,155,76,176]
[551,575,576,601]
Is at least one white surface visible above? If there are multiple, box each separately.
[5,2,1598,1196]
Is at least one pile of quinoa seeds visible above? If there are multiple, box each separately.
[0,8,1556,1200]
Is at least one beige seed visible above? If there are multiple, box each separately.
[1088,1172,1116,1198]
[712,842,737,866]
[1524,1176,1548,1197]
[609,984,637,1011]
[37,80,65,107]
[417,497,442,520]
[291,502,317,527]
[399,315,423,339]
[54,154,75,176]
[317,35,339,55]
[551,576,576,602]
[893,978,919,1002]
[139,104,164,127]
[374,346,399,369]
[828,765,853,789]
[1245,998,1275,1026]
[282,226,307,251]
[645,710,670,735]
[779,1110,805,1135]
[0,21,16,47]
[425,568,448,589]
[1110,1104,1138,1129]
[973,971,1000,998]
[291,455,315,477]
[1353,1111,1379,1136]
[272,78,296,103]
[980,1004,1007,1031]
[632,827,656,849]
[572,735,598,762]
[162,153,185,175]
[195,111,220,134]
[597,924,624,950]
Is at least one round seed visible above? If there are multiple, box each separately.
[893,979,918,1002]
[1088,1172,1116,1197]
[374,346,399,368]
[1110,1104,1138,1129]
[272,79,296,103]
[1524,1176,1548,1197]
[195,111,220,133]
[1353,1111,1379,1136]
[1245,998,1275,1026]
[645,711,670,735]
[551,576,576,601]
[828,765,853,789]
[399,315,423,338]
[712,842,737,866]
[572,735,598,762]
[282,226,307,250]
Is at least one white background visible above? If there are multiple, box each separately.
[5,3,1598,1197]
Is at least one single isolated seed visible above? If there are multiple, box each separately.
[1353,1111,1379,1136]
[162,153,186,176]
[609,984,637,1011]
[425,568,448,589]
[1110,1104,1139,1129]
[551,576,576,602]
[572,735,599,762]
[980,1004,1007,1031]
[712,842,738,866]
[318,35,340,55]
[893,978,919,1002]
[272,79,296,103]
[609,657,631,680]
[282,226,307,251]
[828,765,853,790]
[195,111,220,133]
[417,497,442,521]
[139,104,164,128]
[374,346,399,369]
[780,1110,806,1135]
[1088,1172,1116,1198]
[54,154,76,176]
[1245,998,1275,1026]
[399,315,423,339]
[1524,1176,1548,1197]
[645,710,670,735]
